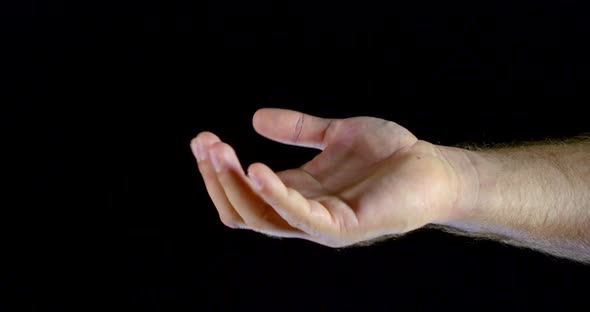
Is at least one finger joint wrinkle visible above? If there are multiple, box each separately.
[294,113,305,144]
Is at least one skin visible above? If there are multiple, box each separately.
[191,108,590,263]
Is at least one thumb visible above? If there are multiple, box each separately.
[252,108,336,150]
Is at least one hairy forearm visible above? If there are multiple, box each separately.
[436,137,590,263]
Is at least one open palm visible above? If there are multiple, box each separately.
[192,108,458,247]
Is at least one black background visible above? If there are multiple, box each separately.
[3,0,590,311]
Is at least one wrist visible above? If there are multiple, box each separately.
[434,145,486,225]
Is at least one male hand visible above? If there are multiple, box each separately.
[191,108,460,247]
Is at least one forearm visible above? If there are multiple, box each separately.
[436,138,590,263]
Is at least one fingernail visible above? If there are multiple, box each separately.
[196,139,206,161]
[210,150,222,172]
[191,138,206,161]
[248,171,263,191]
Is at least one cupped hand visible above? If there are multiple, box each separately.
[191,108,460,247]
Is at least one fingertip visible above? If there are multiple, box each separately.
[195,131,221,143]
[190,137,201,160]
[219,215,244,229]
[207,142,227,173]
[247,162,267,191]
[252,107,296,132]
[192,132,223,160]
[246,162,272,181]
[246,161,265,174]
[252,108,270,133]
[247,163,290,202]
[208,141,245,175]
